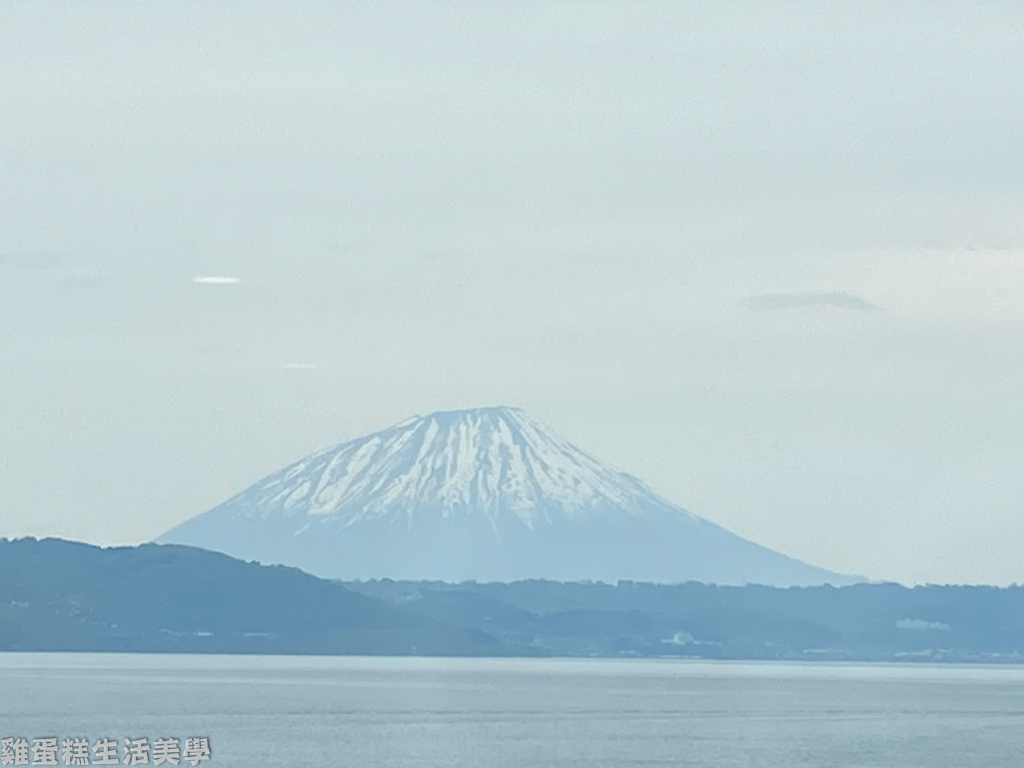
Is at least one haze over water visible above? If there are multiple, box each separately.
[2,654,1022,767]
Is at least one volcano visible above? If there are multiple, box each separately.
[156,406,857,586]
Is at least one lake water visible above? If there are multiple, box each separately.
[2,654,1023,767]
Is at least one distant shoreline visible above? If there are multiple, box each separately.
[2,537,1022,663]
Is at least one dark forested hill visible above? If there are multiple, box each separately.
[3,537,1021,661]
[0,538,518,655]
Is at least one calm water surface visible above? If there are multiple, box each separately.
[1,654,1023,767]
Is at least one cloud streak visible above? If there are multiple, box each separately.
[193,276,241,285]
[742,292,880,312]
[0,250,68,271]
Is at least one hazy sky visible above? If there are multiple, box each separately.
[2,1,1024,585]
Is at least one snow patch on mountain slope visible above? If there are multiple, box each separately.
[218,406,695,530]
[157,406,859,585]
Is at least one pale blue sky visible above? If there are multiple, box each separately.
[2,1,1023,584]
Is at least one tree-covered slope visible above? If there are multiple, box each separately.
[0,538,520,656]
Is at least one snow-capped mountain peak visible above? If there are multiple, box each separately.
[157,406,857,586]
[225,406,689,529]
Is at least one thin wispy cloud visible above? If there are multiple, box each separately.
[193,276,241,285]
[742,292,880,312]
[0,250,68,271]
[0,250,99,286]
[54,266,101,285]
